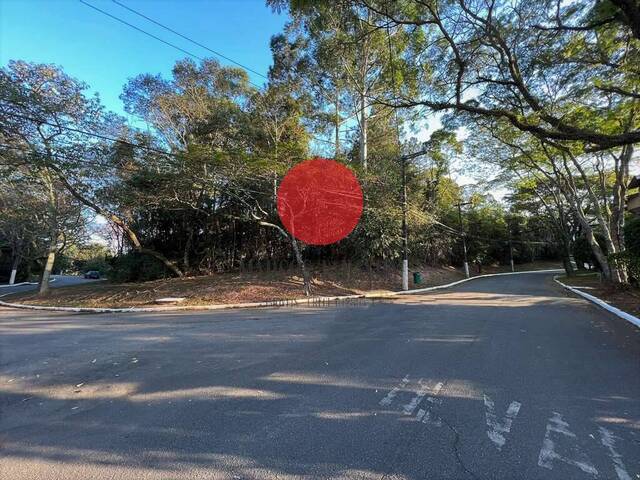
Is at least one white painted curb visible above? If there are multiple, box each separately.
[0,277,57,288]
[395,269,564,295]
[0,268,564,314]
[0,281,36,288]
[0,292,367,313]
[554,276,640,329]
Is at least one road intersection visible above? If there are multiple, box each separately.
[1,271,638,479]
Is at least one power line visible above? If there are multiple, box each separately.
[78,0,263,91]
[2,110,179,158]
[78,0,365,148]
[111,0,268,80]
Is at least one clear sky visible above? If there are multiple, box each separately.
[0,0,286,116]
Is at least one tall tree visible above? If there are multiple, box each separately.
[357,0,640,152]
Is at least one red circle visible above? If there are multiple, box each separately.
[277,158,363,245]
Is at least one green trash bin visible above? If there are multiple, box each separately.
[413,271,422,285]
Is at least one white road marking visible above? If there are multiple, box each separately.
[598,426,631,480]
[421,382,444,426]
[483,395,521,450]
[537,412,598,476]
[422,410,442,427]
[415,409,426,421]
[379,375,410,406]
[403,379,430,415]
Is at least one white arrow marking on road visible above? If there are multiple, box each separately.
[483,395,521,450]
[379,375,410,406]
[403,379,430,415]
[598,426,631,480]
[537,412,598,476]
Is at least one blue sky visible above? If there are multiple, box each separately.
[0,0,286,116]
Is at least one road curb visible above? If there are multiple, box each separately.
[0,269,563,314]
[0,277,57,288]
[554,276,640,329]
[0,292,368,313]
[395,269,564,295]
[0,282,35,288]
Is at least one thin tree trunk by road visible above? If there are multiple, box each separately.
[38,236,57,296]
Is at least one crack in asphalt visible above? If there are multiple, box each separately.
[440,415,480,480]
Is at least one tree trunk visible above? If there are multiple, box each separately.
[335,91,341,158]
[257,219,311,296]
[564,150,627,282]
[9,253,20,285]
[183,227,194,272]
[290,236,311,296]
[38,237,57,296]
[50,165,184,277]
[359,91,368,169]
[562,238,575,277]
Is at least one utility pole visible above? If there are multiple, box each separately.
[506,217,515,273]
[508,232,515,273]
[398,147,429,290]
[456,201,472,278]
[401,152,408,290]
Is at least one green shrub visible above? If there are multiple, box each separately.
[609,251,640,285]
[108,252,170,282]
[624,216,640,257]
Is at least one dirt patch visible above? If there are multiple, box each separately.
[558,272,640,318]
[3,264,462,308]
[4,261,562,309]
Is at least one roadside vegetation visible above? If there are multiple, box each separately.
[1,0,639,305]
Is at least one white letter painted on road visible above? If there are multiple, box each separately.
[598,426,631,480]
[537,412,598,476]
[403,379,430,415]
[421,382,443,427]
[379,375,410,406]
[483,395,521,450]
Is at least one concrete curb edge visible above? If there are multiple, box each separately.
[0,268,564,314]
[0,292,368,313]
[554,276,640,329]
[0,277,57,288]
[395,268,564,295]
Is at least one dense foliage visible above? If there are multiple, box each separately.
[1,0,638,294]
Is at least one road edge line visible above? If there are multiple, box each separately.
[395,268,564,295]
[553,276,640,329]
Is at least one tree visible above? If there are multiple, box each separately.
[0,61,184,285]
[466,117,634,282]
[357,0,640,152]
[269,0,418,169]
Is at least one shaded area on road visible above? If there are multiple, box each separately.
[1,272,639,479]
[0,275,101,297]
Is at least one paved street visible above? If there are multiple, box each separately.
[0,275,101,296]
[1,271,639,479]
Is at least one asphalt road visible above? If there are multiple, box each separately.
[0,275,100,296]
[1,272,639,479]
